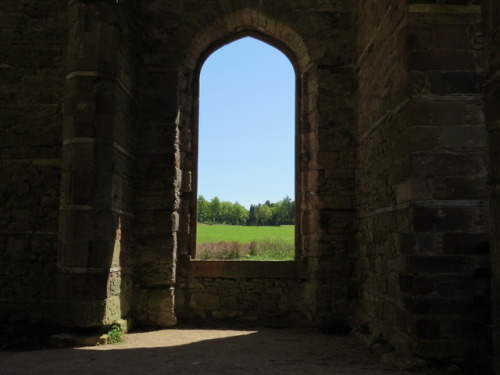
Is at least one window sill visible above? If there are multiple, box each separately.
[189,259,305,279]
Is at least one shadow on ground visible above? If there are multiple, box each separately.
[0,327,462,375]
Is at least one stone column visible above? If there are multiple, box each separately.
[483,1,500,372]
[58,0,135,327]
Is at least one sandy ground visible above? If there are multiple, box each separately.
[0,327,458,375]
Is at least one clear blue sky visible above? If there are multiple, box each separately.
[198,36,295,209]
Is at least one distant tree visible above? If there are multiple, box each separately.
[272,200,286,225]
[255,204,272,225]
[197,195,209,223]
[197,195,294,226]
[231,203,249,225]
[281,195,294,225]
[210,197,222,223]
[218,201,229,224]
[248,204,257,226]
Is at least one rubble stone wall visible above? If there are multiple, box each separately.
[0,1,498,370]
[176,261,307,323]
[0,0,68,323]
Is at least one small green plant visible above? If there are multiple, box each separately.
[106,323,124,344]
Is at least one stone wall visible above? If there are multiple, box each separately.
[354,0,412,352]
[1,1,499,370]
[57,0,140,326]
[0,0,68,323]
[483,0,500,372]
[405,3,490,360]
[354,0,490,362]
[139,1,357,327]
[176,261,307,323]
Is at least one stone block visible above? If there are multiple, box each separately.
[488,130,500,184]
[58,272,111,301]
[484,81,500,130]
[221,296,238,311]
[413,206,488,232]
[405,255,475,275]
[404,296,473,316]
[442,233,489,255]
[409,50,476,71]
[442,126,487,148]
[415,318,441,340]
[440,319,483,341]
[431,176,490,200]
[140,287,177,326]
[190,293,220,311]
[429,71,483,95]
[399,274,435,295]
[411,152,486,177]
[64,295,122,327]
[396,179,432,203]
[409,127,441,152]
[408,101,467,127]
[433,275,480,297]
[433,23,471,50]
[402,232,443,255]
[143,259,176,284]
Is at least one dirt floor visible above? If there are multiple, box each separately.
[0,327,462,375]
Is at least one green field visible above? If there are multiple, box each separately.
[196,224,295,260]
[196,224,294,244]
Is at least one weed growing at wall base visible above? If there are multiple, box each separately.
[105,323,124,344]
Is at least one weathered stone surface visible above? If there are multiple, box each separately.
[1,1,498,372]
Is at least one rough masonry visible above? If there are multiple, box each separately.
[1,0,499,373]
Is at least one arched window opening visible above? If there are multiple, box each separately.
[195,36,296,260]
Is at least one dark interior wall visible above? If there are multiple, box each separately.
[1,1,498,370]
[404,3,489,360]
[354,0,411,351]
[354,0,491,362]
[483,0,500,372]
[0,0,68,323]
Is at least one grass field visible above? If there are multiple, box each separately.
[196,224,295,260]
[196,224,294,244]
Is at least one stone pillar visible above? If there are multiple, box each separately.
[483,1,500,372]
[355,1,490,363]
[58,0,135,327]
[129,1,181,327]
[404,3,490,359]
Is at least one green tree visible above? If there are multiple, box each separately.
[220,201,233,224]
[255,204,272,225]
[248,204,257,225]
[231,203,249,225]
[197,195,209,223]
[210,196,221,223]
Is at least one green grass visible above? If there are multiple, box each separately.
[196,225,295,260]
[196,224,294,244]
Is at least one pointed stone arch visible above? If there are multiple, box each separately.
[176,8,318,262]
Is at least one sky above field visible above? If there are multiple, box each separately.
[198,36,295,209]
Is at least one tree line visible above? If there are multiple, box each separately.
[197,195,294,226]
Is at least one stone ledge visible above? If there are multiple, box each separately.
[409,4,481,14]
[189,260,305,279]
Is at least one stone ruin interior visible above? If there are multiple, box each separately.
[2,0,500,373]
